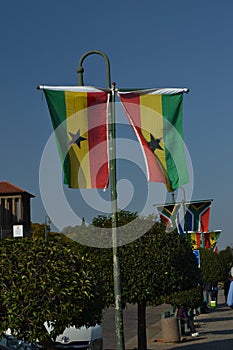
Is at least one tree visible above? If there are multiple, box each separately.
[0,238,104,349]
[31,222,69,242]
[218,246,233,280]
[119,221,200,350]
[199,248,223,284]
[76,212,200,350]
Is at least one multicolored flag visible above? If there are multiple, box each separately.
[118,88,189,192]
[204,230,221,250]
[184,200,213,232]
[187,231,203,249]
[156,203,183,233]
[39,86,109,189]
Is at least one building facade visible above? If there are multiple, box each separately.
[0,181,34,238]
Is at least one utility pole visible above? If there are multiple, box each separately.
[77,50,125,350]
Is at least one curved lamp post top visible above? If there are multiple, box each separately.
[77,50,111,89]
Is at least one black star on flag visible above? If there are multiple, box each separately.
[147,134,163,153]
[69,130,87,148]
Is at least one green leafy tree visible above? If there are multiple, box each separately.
[120,222,200,350]
[199,248,223,285]
[0,238,104,350]
[31,222,69,242]
[76,211,200,350]
[218,246,233,280]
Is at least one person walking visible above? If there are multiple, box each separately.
[211,283,219,306]
[227,279,233,308]
[203,281,212,307]
[224,275,232,305]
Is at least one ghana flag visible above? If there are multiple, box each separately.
[187,231,203,249]
[39,86,109,188]
[118,88,189,192]
[204,230,221,250]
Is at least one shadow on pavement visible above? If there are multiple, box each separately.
[198,316,233,323]
[170,338,233,350]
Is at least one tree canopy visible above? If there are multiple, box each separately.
[199,247,223,284]
[0,238,104,348]
[74,211,201,350]
[218,246,233,280]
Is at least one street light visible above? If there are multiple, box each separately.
[77,51,125,350]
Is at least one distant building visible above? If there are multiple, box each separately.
[0,181,34,238]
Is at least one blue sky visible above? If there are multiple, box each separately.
[1,0,233,250]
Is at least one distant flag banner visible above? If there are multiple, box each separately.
[204,230,221,250]
[156,203,183,234]
[187,231,203,249]
[118,88,189,192]
[184,200,213,232]
[39,86,109,188]
[193,249,200,268]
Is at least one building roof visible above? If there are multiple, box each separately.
[0,181,35,197]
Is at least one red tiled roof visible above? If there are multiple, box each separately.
[0,181,35,197]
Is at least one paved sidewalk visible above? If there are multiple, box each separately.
[103,289,233,349]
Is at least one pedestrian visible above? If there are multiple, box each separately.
[227,280,233,308]
[203,281,212,307]
[224,275,232,305]
[210,282,218,307]
[177,305,199,337]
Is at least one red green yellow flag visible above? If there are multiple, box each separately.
[118,88,189,192]
[39,86,109,189]
[204,230,221,250]
[187,231,203,249]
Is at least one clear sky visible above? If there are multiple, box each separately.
[1,0,233,250]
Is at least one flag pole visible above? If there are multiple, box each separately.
[77,51,125,350]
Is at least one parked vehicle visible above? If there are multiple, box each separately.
[0,345,12,350]
[0,334,37,350]
[45,323,103,350]
[1,324,103,350]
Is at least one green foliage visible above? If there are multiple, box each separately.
[0,238,104,344]
[119,221,200,306]
[218,247,233,280]
[92,210,138,228]
[63,211,156,248]
[166,286,203,309]
[31,222,69,242]
[75,214,200,307]
[65,211,201,350]
[199,248,223,284]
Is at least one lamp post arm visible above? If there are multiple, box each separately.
[77,50,111,88]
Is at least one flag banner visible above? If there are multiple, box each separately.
[39,86,109,188]
[193,249,200,268]
[184,200,213,232]
[118,88,189,192]
[156,203,183,233]
[187,231,203,249]
[204,230,221,250]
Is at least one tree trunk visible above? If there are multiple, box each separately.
[41,337,56,350]
[137,301,147,350]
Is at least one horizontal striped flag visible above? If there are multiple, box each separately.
[39,86,109,188]
[184,200,213,232]
[118,88,189,192]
